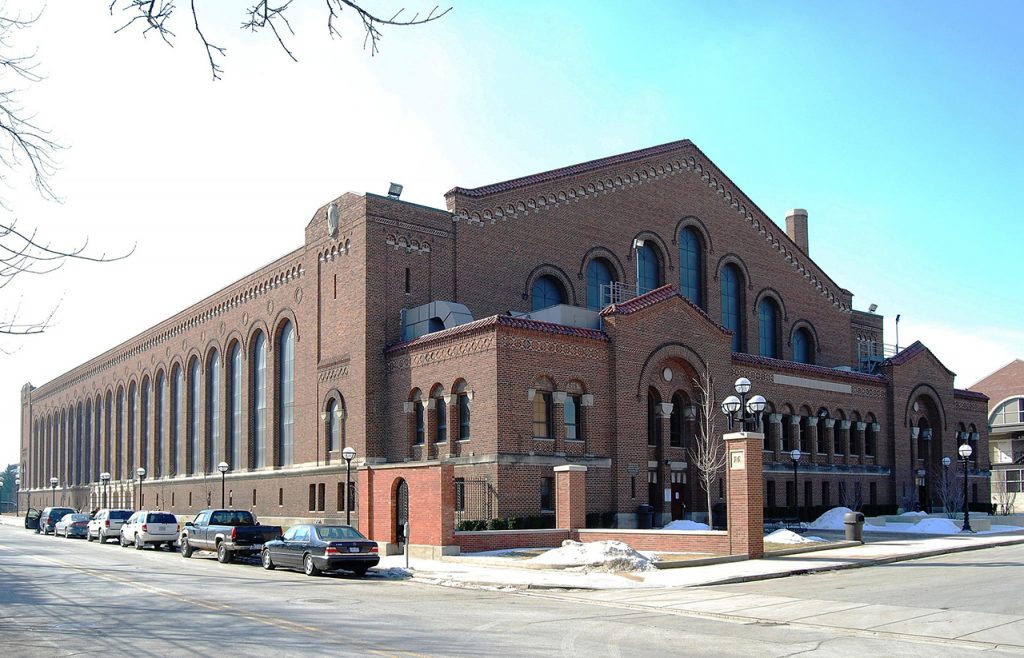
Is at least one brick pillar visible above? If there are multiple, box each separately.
[442,394,457,457]
[357,465,373,539]
[552,392,567,454]
[806,416,819,461]
[724,431,764,559]
[824,418,836,465]
[554,464,587,532]
[856,422,867,464]
[768,413,782,460]
[852,422,865,465]
[657,402,673,521]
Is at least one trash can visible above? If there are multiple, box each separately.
[636,504,654,530]
[712,502,728,530]
[844,511,865,542]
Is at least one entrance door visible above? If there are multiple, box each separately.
[670,471,684,520]
[394,479,409,548]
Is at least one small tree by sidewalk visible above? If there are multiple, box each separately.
[840,480,863,512]
[932,463,963,518]
[690,370,725,529]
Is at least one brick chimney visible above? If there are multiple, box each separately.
[786,209,809,254]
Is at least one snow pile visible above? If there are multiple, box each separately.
[528,540,656,572]
[900,511,928,517]
[909,518,963,533]
[661,520,711,531]
[764,529,826,544]
[808,507,854,530]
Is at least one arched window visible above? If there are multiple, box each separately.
[154,372,164,478]
[127,383,136,475]
[278,321,295,466]
[411,390,424,445]
[140,379,149,477]
[670,393,684,447]
[720,264,743,352]
[434,389,447,443]
[564,393,581,441]
[171,368,182,476]
[227,344,242,471]
[793,327,814,364]
[533,389,553,439]
[678,228,702,307]
[636,244,661,295]
[758,297,781,358]
[326,398,341,452]
[456,382,471,440]
[586,259,615,310]
[207,350,220,473]
[189,359,200,475]
[115,388,124,480]
[251,332,267,468]
[647,388,661,447]
[531,275,565,311]
[104,391,112,475]
[865,413,877,457]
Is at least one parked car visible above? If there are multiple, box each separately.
[261,524,379,577]
[88,509,133,544]
[119,511,179,550]
[55,513,91,538]
[180,509,282,563]
[24,508,40,530]
[38,507,77,535]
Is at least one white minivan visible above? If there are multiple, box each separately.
[88,509,134,544]
[119,511,179,550]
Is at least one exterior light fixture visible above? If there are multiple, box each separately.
[342,446,357,526]
[136,467,147,510]
[218,461,230,507]
[958,443,974,533]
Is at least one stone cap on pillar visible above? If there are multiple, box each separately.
[724,431,765,441]
[553,464,588,472]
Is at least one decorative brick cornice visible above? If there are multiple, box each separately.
[732,351,887,386]
[385,314,608,354]
[954,389,989,402]
[599,284,732,336]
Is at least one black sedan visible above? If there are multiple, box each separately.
[261,524,379,577]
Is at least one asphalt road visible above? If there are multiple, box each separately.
[1,523,1021,657]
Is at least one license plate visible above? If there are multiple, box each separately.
[251,544,263,551]
[349,546,361,553]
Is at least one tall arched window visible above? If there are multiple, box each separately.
[670,392,684,447]
[128,383,136,475]
[140,378,149,477]
[720,264,743,352]
[207,350,220,473]
[252,332,267,468]
[327,398,341,451]
[94,396,102,479]
[586,259,615,310]
[412,390,425,445]
[228,344,241,471]
[564,394,580,441]
[434,389,447,443]
[115,388,124,480]
[678,228,702,307]
[531,275,565,311]
[793,327,814,364]
[456,381,471,440]
[636,244,661,295]
[104,391,112,475]
[154,372,164,478]
[533,389,553,439]
[172,366,183,476]
[758,297,780,358]
[278,321,295,466]
[189,359,200,475]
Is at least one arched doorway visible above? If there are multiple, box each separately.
[393,478,409,548]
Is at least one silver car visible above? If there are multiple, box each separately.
[119,511,179,550]
[55,513,91,539]
[88,509,133,544]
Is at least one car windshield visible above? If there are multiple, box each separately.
[148,513,177,524]
[51,509,74,518]
[109,511,132,520]
[315,526,366,541]
[210,511,254,525]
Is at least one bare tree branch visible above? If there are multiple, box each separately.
[109,1,451,80]
[690,370,725,528]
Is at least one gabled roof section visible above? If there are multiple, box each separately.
[970,358,1024,390]
[386,313,608,353]
[600,284,732,336]
[883,340,956,377]
[954,389,989,402]
[446,140,693,199]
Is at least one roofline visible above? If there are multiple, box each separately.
[965,358,1024,389]
[386,314,609,353]
[732,351,888,385]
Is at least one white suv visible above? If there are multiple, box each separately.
[119,511,179,550]
[88,509,133,544]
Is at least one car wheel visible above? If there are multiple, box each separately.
[134,535,144,550]
[120,533,127,547]
[261,549,275,570]
[216,542,233,564]
[303,554,321,577]
[87,530,94,542]
[180,537,193,558]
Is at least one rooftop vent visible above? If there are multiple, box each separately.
[388,182,403,199]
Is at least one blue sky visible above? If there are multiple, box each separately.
[0,1,1020,465]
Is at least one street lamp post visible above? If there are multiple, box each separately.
[720,378,767,432]
[958,443,974,533]
[941,456,952,515]
[14,477,19,516]
[342,446,356,526]
[136,467,147,510]
[0,478,5,516]
[218,462,229,507]
[100,472,111,509]
[49,477,58,507]
[790,449,801,522]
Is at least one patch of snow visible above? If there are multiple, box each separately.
[808,507,854,530]
[981,525,1024,534]
[661,520,711,531]
[764,529,826,544]
[900,511,928,517]
[529,540,656,572]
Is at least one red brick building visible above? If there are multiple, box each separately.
[18,140,991,529]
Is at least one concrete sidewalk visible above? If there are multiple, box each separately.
[378,530,1024,591]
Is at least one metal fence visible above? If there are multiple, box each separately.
[454,478,498,525]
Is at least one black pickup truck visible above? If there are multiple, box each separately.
[179,509,282,564]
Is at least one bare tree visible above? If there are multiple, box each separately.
[932,463,963,518]
[689,370,725,529]
[840,480,863,512]
[992,472,1017,516]
[110,0,453,81]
